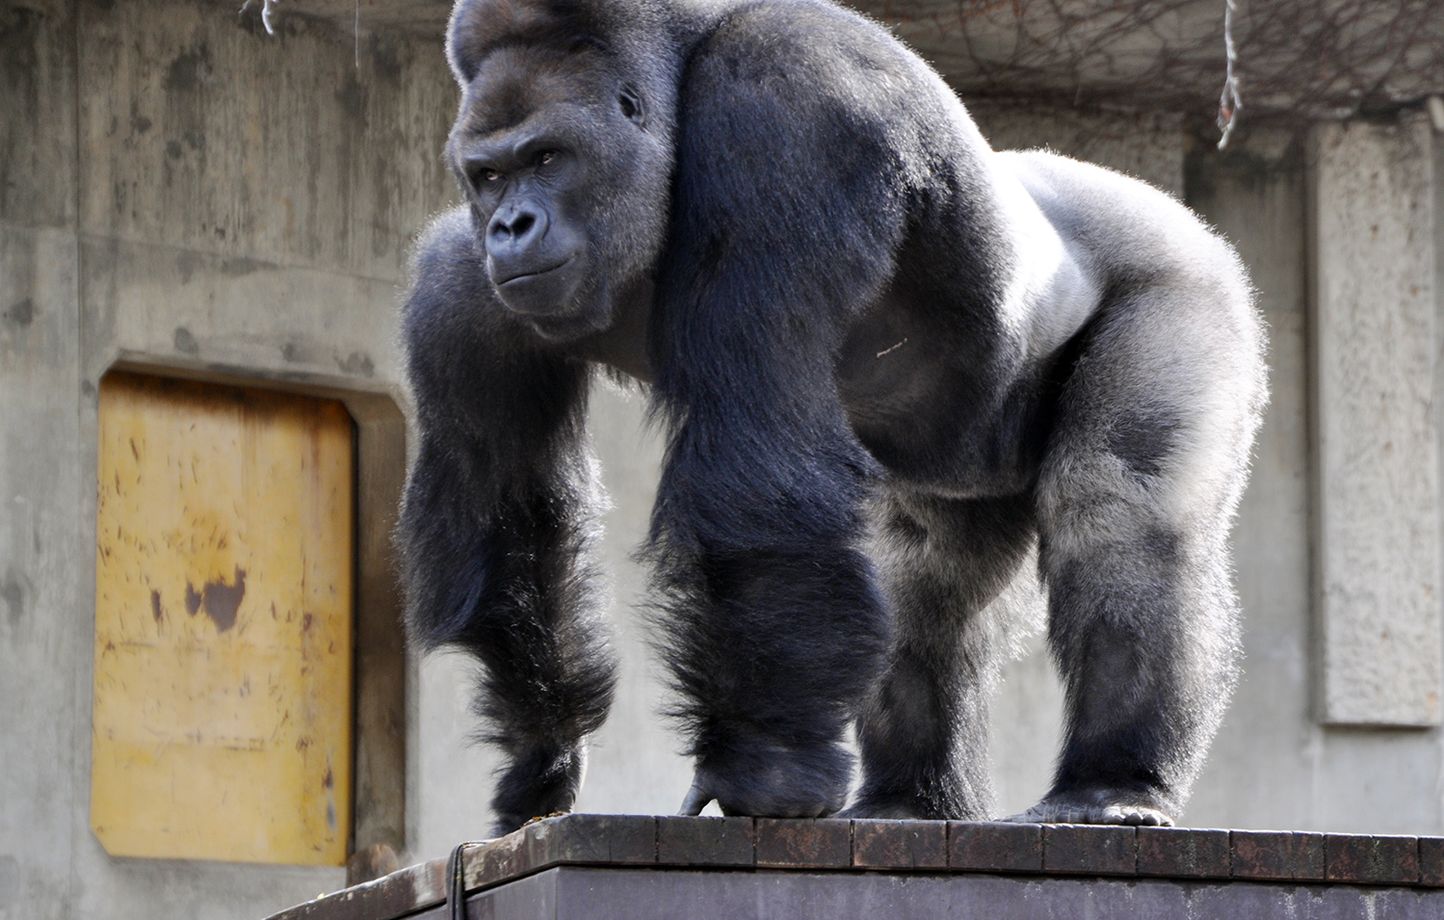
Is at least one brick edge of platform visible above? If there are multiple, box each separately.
[268,816,1444,920]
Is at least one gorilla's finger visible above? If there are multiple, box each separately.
[679,780,712,816]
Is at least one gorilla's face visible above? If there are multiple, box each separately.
[447,45,670,342]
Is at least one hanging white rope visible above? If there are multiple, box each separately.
[1216,0,1243,149]
[239,0,279,35]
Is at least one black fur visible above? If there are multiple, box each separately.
[399,0,1266,832]
[399,212,617,834]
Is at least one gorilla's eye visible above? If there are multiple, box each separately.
[479,168,502,184]
[537,151,557,167]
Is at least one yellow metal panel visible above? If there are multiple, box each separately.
[92,373,354,866]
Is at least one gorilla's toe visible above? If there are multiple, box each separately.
[1006,792,1174,826]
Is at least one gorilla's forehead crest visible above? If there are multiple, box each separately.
[447,0,613,82]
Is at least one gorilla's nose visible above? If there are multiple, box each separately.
[487,202,549,263]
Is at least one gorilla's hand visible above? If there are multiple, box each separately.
[677,737,851,819]
[490,743,588,838]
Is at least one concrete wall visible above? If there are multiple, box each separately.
[0,1,454,916]
[2,1,1444,917]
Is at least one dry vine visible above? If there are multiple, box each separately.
[867,0,1442,137]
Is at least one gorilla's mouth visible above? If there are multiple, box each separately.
[496,258,574,287]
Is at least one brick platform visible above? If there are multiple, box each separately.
[268,816,1444,919]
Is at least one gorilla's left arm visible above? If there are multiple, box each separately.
[646,3,918,818]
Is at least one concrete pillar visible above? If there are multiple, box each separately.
[1309,115,1441,727]
[1,4,84,917]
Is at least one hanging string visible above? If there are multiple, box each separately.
[1216,0,1243,149]
[238,0,279,36]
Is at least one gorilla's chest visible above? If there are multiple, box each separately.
[836,290,1050,498]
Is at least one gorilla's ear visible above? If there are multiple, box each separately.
[446,0,611,85]
[619,84,647,128]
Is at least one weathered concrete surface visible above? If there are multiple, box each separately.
[0,0,77,229]
[0,224,85,920]
[1310,116,1441,727]
[76,0,453,284]
[1,8,85,920]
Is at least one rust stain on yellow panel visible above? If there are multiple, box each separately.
[91,373,354,866]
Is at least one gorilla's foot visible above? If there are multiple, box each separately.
[838,791,988,821]
[1006,788,1174,826]
[837,798,926,820]
[679,740,851,819]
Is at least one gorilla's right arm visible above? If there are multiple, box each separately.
[398,210,617,836]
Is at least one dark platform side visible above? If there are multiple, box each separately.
[268,815,1444,919]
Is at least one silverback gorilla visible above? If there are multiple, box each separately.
[399,0,1267,835]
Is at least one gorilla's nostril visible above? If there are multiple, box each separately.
[491,208,542,247]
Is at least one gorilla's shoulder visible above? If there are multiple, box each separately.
[409,207,485,284]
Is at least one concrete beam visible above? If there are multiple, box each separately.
[75,0,454,283]
[270,1,1444,121]
[1310,115,1441,727]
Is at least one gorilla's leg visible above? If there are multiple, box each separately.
[1020,283,1263,826]
[846,492,1037,820]
[399,215,617,836]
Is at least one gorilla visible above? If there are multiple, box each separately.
[399,0,1267,836]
